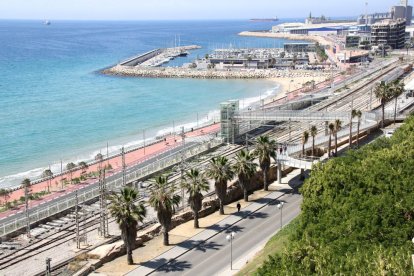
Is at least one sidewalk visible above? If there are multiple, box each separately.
[126,190,286,275]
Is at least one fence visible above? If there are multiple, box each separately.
[0,138,223,238]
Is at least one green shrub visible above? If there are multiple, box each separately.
[256,115,414,275]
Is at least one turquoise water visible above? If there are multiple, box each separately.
[0,20,297,187]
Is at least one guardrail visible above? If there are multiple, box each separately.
[0,138,223,238]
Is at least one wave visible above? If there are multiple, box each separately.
[0,84,280,190]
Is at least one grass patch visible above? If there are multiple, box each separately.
[236,216,300,276]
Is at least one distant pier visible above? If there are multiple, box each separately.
[119,45,201,68]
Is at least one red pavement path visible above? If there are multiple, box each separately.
[0,123,220,219]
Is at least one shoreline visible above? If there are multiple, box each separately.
[0,123,221,215]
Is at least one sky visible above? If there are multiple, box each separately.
[0,0,404,20]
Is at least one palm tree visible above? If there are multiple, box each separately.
[334,119,342,156]
[78,161,89,175]
[0,189,10,206]
[182,169,209,228]
[205,156,234,215]
[253,135,277,191]
[302,131,309,157]
[232,150,257,202]
[41,169,53,192]
[310,126,318,157]
[349,109,358,148]
[356,110,362,147]
[66,162,76,184]
[328,123,335,157]
[389,80,404,125]
[374,81,392,128]
[149,176,180,246]
[108,187,146,265]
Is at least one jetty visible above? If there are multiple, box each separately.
[119,45,201,67]
[103,65,331,79]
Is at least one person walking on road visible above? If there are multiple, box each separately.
[236,202,241,213]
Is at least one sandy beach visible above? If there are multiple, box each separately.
[266,75,330,104]
[0,123,220,217]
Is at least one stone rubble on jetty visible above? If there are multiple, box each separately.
[103,65,331,79]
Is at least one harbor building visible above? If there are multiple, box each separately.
[284,43,316,53]
[371,19,406,49]
[358,0,412,26]
[305,13,354,25]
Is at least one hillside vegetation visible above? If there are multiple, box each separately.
[257,116,414,275]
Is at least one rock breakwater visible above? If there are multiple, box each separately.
[103,65,331,80]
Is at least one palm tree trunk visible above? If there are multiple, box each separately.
[312,137,315,157]
[381,103,385,128]
[302,144,305,157]
[219,201,225,215]
[216,182,226,215]
[349,120,352,148]
[194,211,199,228]
[335,133,338,156]
[127,245,133,265]
[263,170,268,191]
[394,97,398,125]
[328,134,332,157]
[357,122,360,147]
[243,188,248,202]
[163,228,169,246]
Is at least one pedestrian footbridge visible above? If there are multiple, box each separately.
[276,155,317,170]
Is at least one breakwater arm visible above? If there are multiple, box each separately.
[102,65,331,79]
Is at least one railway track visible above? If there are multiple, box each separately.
[1,59,406,275]
[0,145,243,274]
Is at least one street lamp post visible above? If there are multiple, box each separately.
[226,232,236,270]
[277,202,285,229]
[412,237,414,268]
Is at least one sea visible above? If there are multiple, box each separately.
[0,19,303,188]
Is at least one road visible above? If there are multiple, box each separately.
[150,192,302,276]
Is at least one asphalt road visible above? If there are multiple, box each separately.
[0,142,193,226]
[150,192,302,276]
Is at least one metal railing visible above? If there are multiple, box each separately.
[0,138,223,238]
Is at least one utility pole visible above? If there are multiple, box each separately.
[143,129,146,155]
[289,118,292,143]
[75,191,80,249]
[369,87,373,110]
[106,142,109,166]
[180,127,186,210]
[99,167,108,238]
[45,258,51,276]
[24,180,31,238]
[121,147,126,186]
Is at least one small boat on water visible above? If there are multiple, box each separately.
[44,20,51,25]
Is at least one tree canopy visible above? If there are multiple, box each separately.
[257,115,414,275]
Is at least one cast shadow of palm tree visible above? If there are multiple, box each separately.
[157,259,192,273]
[224,224,244,233]
[142,258,192,272]
[268,199,286,207]
[177,239,222,252]
[246,211,269,219]
[204,222,245,233]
